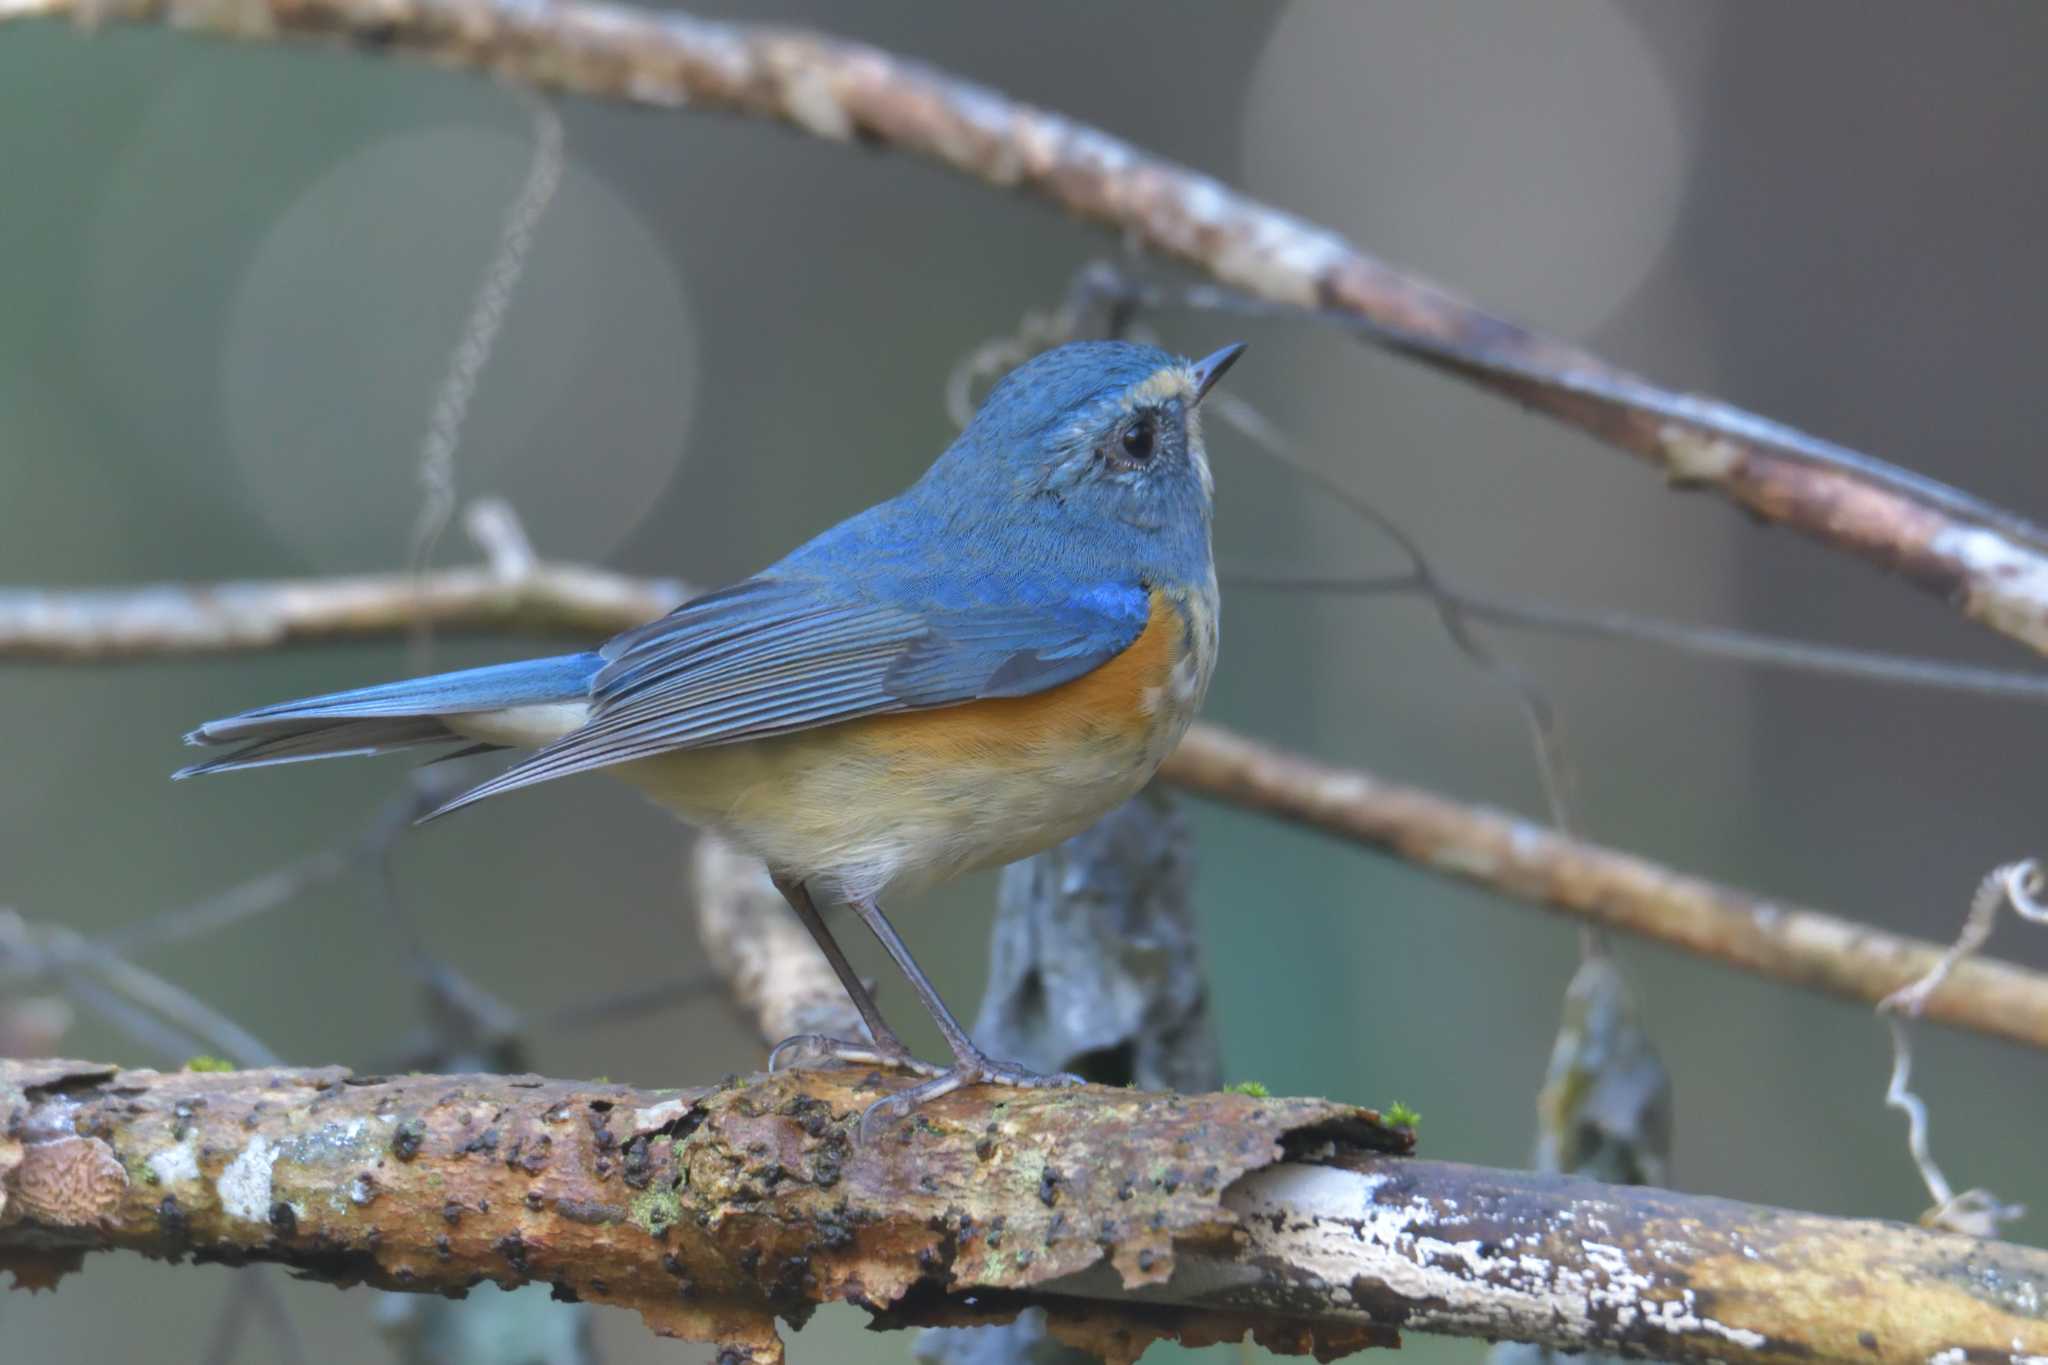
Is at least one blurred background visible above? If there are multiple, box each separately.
[5,1,2046,1360]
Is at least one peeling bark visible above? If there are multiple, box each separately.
[5,1060,2043,1364]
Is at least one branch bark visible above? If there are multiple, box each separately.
[12,561,2045,1052]
[0,564,685,661]
[1158,725,2048,1052]
[4,1060,2042,1365]
[9,0,2048,658]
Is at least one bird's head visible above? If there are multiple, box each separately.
[922,340,1244,556]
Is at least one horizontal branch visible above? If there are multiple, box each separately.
[0,564,685,661]
[10,560,2046,1052]
[10,0,2048,659]
[4,1060,2041,1365]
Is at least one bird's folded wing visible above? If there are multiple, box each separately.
[427,574,1150,814]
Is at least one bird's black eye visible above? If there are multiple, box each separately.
[1120,416,1156,462]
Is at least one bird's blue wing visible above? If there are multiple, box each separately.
[883,579,1162,704]
[429,574,1151,814]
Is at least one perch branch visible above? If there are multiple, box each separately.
[3,1060,2042,1365]
[7,560,2047,1051]
[9,0,2048,657]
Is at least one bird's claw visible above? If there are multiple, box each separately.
[767,1032,943,1078]
[857,1052,1084,1141]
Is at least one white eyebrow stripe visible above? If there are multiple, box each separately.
[1122,366,1197,409]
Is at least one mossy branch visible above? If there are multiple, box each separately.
[5,1060,2044,1365]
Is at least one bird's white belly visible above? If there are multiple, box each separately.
[615,704,1190,905]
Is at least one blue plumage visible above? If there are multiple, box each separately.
[176,653,604,775]
[190,652,602,737]
[182,340,1214,809]
[178,337,1244,1121]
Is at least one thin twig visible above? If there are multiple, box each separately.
[202,1270,309,1365]
[0,911,281,1066]
[534,971,725,1033]
[408,96,564,625]
[94,848,354,958]
[1230,571,2048,701]
[51,972,210,1062]
[1882,859,2048,1019]
[1876,859,2043,1235]
[1203,388,1579,838]
[199,1269,258,1365]
[54,929,282,1066]
[243,1270,310,1365]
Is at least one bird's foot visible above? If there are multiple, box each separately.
[857,1047,1084,1141]
[767,1032,944,1078]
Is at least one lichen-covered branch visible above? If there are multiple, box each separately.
[9,0,2048,657]
[4,1061,2042,1365]
[9,560,2048,1051]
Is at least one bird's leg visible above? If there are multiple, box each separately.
[766,875,938,1077]
[845,895,1083,1136]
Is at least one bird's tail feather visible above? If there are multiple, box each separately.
[176,652,602,779]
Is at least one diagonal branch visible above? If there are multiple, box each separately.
[5,559,2043,1050]
[3,1060,2043,1365]
[1157,727,2048,1052]
[8,0,2048,655]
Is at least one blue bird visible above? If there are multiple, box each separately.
[180,339,1242,1122]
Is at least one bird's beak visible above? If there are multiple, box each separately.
[1191,343,1247,404]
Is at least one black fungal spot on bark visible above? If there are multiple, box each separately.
[156,1195,190,1251]
[391,1118,426,1161]
[456,1127,500,1158]
[495,1234,531,1275]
